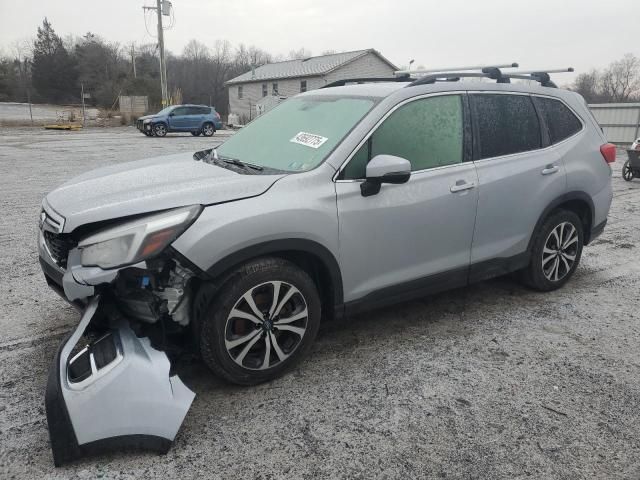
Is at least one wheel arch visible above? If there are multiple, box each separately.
[528,191,595,252]
[204,239,344,320]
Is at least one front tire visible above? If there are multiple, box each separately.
[153,123,167,137]
[622,160,633,181]
[520,210,584,291]
[202,122,215,137]
[196,257,321,385]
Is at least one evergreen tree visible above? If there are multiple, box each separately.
[31,18,77,102]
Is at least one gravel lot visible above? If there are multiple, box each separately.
[0,126,638,479]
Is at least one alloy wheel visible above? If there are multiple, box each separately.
[154,124,166,137]
[224,281,308,370]
[542,221,579,282]
[203,124,214,136]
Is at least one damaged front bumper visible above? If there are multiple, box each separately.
[39,216,197,466]
[45,295,195,466]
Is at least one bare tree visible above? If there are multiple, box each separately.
[573,70,601,103]
[288,47,312,60]
[183,39,210,62]
[600,53,640,102]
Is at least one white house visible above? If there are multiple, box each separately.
[226,49,397,123]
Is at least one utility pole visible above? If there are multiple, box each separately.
[156,0,168,105]
[81,83,86,125]
[131,44,137,79]
[143,0,171,106]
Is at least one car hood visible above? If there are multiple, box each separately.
[137,114,157,121]
[46,152,286,233]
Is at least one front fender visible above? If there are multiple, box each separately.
[172,166,341,299]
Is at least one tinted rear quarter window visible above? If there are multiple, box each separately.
[534,97,582,144]
[471,94,541,159]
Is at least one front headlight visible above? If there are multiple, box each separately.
[78,205,201,269]
[143,119,152,124]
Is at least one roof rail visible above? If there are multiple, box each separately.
[395,62,518,76]
[408,66,574,88]
[321,75,412,89]
[321,65,574,90]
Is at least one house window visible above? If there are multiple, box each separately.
[272,83,278,95]
[237,86,243,99]
[262,83,268,97]
[300,80,307,93]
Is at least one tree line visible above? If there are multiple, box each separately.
[1,18,639,115]
[0,18,289,115]
[572,54,640,103]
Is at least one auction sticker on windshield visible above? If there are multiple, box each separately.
[290,132,328,149]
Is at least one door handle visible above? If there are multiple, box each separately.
[450,181,476,193]
[541,165,559,175]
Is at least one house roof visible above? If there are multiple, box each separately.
[225,49,397,85]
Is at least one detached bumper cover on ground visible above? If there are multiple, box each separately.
[45,296,195,466]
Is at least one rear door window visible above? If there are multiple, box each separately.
[341,95,464,179]
[533,97,583,144]
[470,94,541,159]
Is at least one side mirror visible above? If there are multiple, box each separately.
[361,154,411,197]
[168,112,175,117]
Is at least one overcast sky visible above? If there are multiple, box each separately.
[0,0,637,83]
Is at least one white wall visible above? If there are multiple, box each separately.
[589,103,640,144]
[228,77,324,123]
[324,53,395,84]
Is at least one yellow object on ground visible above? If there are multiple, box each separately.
[44,124,83,130]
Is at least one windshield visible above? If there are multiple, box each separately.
[156,106,174,116]
[216,96,375,172]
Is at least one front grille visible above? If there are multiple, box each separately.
[43,231,77,268]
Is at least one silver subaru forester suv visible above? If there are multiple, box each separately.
[39,68,613,464]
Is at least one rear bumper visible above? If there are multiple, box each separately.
[45,296,195,466]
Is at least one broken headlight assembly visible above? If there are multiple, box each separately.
[78,205,201,269]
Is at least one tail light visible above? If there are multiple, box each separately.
[600,143,616,164]
[215,111,220,119]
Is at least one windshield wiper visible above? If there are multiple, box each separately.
[221,156,263,171]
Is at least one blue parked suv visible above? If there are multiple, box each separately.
[136,104,223,137]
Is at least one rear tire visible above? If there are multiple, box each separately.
[202,122,215,137]
[196,257,321,385]
[622,160,633,181]
[520,209,584,291]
